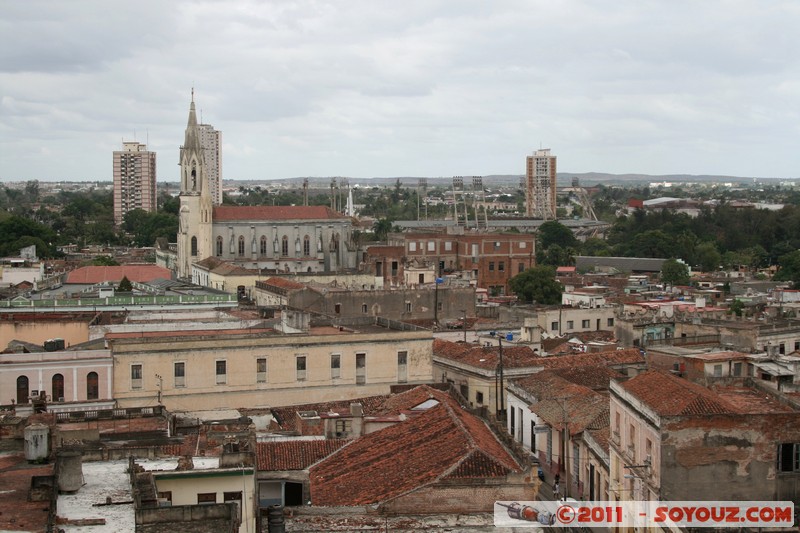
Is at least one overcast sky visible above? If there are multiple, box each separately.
[2,0,800,182]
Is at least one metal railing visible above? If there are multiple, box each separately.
[0,294,237,308]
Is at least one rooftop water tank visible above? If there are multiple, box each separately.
[24,424,49,462]
[57,451,83,493]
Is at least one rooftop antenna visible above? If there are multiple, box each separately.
[146,129,149,147]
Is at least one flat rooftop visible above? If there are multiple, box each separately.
[0,452,53,533]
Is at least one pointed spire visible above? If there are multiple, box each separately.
[187,92,198,130]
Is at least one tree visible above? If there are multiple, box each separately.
[538,221,578,250]
[627,230,676,258]
[661,258,690,286]
[373,218,394,242]
[508,265,563,304]
[90,255,119,266]
[774,250,800,285]
[0,215,57,257]
[118,276,133,292]
[539,244,576,267]
[729,299,744,317]
[694,242,721,273]
[581,237,611,257]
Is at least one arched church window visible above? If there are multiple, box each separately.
[281,236,289,257]
[238,236,245,257]
[303,235,311,256]
[191,165,197,190]
[216,236,223,257]
[191,236,198,256]
[260,236,267,256]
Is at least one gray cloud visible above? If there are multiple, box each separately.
[1,0,799,181]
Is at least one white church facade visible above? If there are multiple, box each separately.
[176,93,358,279]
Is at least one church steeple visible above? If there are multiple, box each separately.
[177,90,214,279]
[180,90,205,194]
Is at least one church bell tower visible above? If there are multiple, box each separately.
[177,90,214,279]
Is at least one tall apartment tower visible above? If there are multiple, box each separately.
[525,148,557,219]
[113,141,157,225]
[197,123,222,205]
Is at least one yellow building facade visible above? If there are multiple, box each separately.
[110,322,433,412]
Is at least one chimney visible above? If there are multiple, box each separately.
[349,403,363,417]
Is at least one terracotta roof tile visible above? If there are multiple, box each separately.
[256,439,349,471]
[309,390,520,505]
[530,388,608,435]
[212,205,346,221]
[65,265,172,284]
[536,348,644,369]
[619,370,737,416]
[547,365,626,391]
[433,338,541,370]
[587,426,610,454]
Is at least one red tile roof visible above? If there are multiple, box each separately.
[256,439,349,471]
[536,348,645,369]
[433,338,541,370]
[587,426,610,454]
[619,370,737,416]
[547,365,626,391]
[309,389,520,505]
[65,264,172,284]
[531,388,608,436]
[212,205,346,221]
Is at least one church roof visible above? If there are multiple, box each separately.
[212,205,347,221]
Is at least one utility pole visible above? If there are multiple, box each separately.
[497,334,506,416]
[461,309,467,343]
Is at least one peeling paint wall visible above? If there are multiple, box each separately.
[660,413,800,505]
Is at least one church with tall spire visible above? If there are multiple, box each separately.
[175,92,357,280]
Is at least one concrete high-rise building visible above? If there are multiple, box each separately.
[197,123,222,205]
[113,141,157,225]
[525,148,557,219]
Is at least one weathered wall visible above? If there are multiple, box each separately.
[661,413,800,505]
[301,286,475,322]
[0,320,88,349]
[136,503,237,533]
